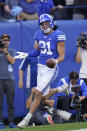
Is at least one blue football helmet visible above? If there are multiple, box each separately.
[38,14,54,33]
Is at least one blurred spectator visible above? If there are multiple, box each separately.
[38,0,68,20]
[0,34,16,129]
[75,32,87,118]
[2,0,22,22]
[53,0,65,7]
[52,0,68,20]
[65,0,74,20]
[38,0,55,16]
[73,0,87,20]
[0,0,5,22]
[19,0,39,20]
[75,32,87,85]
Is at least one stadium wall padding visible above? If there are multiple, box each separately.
[0,20,87,118]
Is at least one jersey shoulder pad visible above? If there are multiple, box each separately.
[55,29,66,42]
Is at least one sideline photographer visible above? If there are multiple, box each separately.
[55,71,87,121]
[75,32,87,118]
[75,32,87,85]
[0,34,16,129]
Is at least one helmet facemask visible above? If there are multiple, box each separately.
[40,21,54,34]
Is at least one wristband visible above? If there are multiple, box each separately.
[55,59,58,64]
[28,49,40,57]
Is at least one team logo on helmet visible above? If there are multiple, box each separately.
[38,14,54,33]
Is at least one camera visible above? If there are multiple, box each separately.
[71,86,81,109]
[0,41,5,49]
[73,94,81,109]
[71,86,86,122]
[77,32,87,49]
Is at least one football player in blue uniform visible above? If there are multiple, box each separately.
[17,13,66,128]
[18,56,37,108]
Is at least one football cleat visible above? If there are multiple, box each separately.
[17,118,29,128]
[46,114,54,125]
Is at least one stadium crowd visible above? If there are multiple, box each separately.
[0,0,87,22]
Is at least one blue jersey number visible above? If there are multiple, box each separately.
[39,41,52,55]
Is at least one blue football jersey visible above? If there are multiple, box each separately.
[34,29,66,65]
[19,56,38,88]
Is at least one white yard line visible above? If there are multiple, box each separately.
[70,129,87,131]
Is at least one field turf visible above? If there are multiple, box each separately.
[2,121,87,131]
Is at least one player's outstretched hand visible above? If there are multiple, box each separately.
[14,51,28,59]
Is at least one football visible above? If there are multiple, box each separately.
[46,59,56,68]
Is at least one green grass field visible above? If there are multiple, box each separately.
[2,122,87,131]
